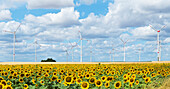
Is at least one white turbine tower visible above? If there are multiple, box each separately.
[78,31,89,62]
[63,48,69,62]
[69,41,78,62]
[135,48,143,62]
[120,38,128,62]
[3,23,21,62]
[149,25,166,61]
[109,50,112,62]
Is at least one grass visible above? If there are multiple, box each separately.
[146,76,170,89]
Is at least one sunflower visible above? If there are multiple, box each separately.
[53,72,57,76]
[105,81,110,88]
[129,83,133,87]
[81,81,89,89]
[7,75,13,79]
[4,72,8,76]
[89,77,96,84]
[23,84,28,89]
[124,79,128,83]
[0,77,4,82]
[131,74,136,79]
[76,78,82,84]
[123,74,128,79]
[114,81,121,89]
[0,83,4,89]
[19,73,25,78]
[1,80,7,86]
[44,73,49,77]
[25,73,30,78]
[51,76,57,81]
[19,78,24,83]
[95,80,102,87]
[85,74,90,79]
[142,74,147,79]
[57,79,61,83]
[5,85,13,89]
[111,71,115,75]
[65,76,73,84]
[40,80,44,85]
[129,78,135,84]
[101,76,107,82]
[135,80,139,85]
[145,77,150,83]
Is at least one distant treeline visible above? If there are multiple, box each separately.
[41,58,56,62]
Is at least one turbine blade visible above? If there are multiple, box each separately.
[78,30,82,39]
[3,30,13,33]
[124,39,129,44]
[160,25,166,31]
[15,23,22,32]
[149,25,157,31]
[120,38,124,43]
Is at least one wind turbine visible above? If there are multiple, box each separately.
[120,38,128,62]
[78,31,89,62]
[149,25,166,61]
[69,41,78,62]
[63,48,69,62]
[135,48,143,62]
[3,23,22,62]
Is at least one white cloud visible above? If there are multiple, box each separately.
[25,7,80,27]
[164,38,170,43]
[26,0,74,9]
[0,10,12,20]
[79,0,97,5]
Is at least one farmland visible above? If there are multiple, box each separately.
[0,62,169,89]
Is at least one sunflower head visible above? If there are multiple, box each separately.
[81,82,89,89]
[105,82,110,88]
[95,80,102,87]
[145,77,150,83]
[89,77,95,84]
[5,85,13,89]
[24,84,28,89]
[1,80,7,86]
[114,81,121,89]
[101,76,106,82]
[65,76,73,84]
[135,80,139,85]
[129,78,135,83]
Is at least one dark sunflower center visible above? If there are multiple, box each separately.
[130,79,134,82]
[90,79,94,82]
[106,83,108,86]
[52,77,57,80]
[102,77,105,80]
[97,81,101,85]
[87,75,89,77]
[2,82,6,85]
[21,74,24,77]
[66,77,71,82]
[116,83,120,87]
[82,83,87,88]
[146,79,148,82]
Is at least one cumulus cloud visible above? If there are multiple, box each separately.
[24,7,80,27]
[78,0,97,5]
[26,0,74,9]
[0,10,12,20]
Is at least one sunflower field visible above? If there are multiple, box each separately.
[0,63,169,89]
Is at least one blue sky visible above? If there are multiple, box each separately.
[0,0,170,62]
